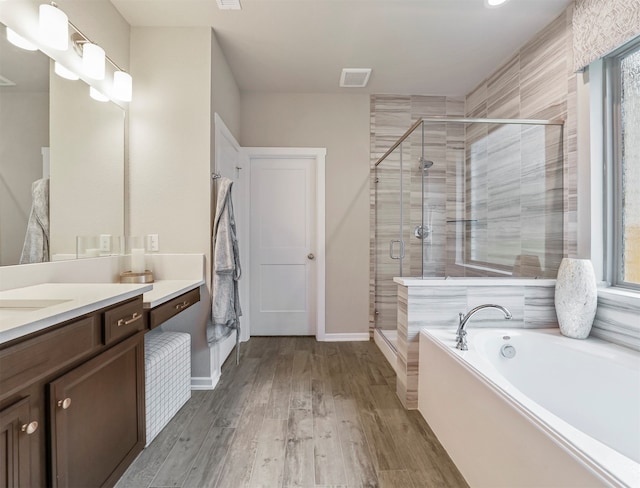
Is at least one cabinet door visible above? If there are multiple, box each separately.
[49,333,145,488]
[0,397,36,487]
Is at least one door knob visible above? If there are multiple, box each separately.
[307,253,315,260]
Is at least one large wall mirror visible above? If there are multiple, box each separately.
[0,23,125,266]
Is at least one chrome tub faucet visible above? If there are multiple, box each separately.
[456,304,512,351]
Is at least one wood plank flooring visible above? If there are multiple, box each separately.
[115,337,468,488]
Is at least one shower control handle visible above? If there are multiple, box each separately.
[414,225,432,240]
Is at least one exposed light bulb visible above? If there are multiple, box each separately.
[113,71,133,102]
[54,61,79,80]
[89,86,109,102]
[6,28,38,51]
[83,42,105,80]
[39,4,68,50]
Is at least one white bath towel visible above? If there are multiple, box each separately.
[20,178,50,264]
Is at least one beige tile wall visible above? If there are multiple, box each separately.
[464,7,577,262]
[370,95,465,332]
[371,7,577,330]
[371,6,579,408]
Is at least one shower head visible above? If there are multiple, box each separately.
[419,157,434,171]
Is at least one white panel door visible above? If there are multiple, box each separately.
[250,157,316,335]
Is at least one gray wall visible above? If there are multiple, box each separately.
[129,27,241,380]
[241,92,371,335]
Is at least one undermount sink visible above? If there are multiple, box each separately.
[0,299,72,311]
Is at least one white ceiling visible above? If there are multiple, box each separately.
[111,0,573,96]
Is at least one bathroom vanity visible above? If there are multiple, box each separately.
[142,281,201,330]
[0,284,151,487]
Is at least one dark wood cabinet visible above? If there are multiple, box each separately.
[104,296,145,345]
[0,295,146,488]
[0,397,34,487]
[147,288,200,330]
[49,333,145,488]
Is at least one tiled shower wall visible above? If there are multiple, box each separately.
[370,6,578,332]
[465,7,577,260]
[370,95,465,330]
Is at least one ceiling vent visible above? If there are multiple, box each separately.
[0,75,16,87]
[216,0,241,10]
[340,68,372,88]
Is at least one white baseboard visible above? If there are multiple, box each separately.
[191,374,220,390]
[321,332,370,342]
[193,333,238,391]
[374,329,399,375]
[219,332,237,365]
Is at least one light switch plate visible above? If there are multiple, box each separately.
[148,234,159,252]
[99,234,111,253]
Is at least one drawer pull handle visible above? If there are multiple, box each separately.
[175,301,190,311]
[58,398,71,410]
[117,312,142,327]
[21,421,38,435]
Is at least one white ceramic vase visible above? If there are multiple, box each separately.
[554,258,597,339]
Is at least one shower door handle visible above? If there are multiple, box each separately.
[389,240,405,260]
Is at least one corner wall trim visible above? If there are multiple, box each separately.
[321,333,370,342]
[191,374,220,391]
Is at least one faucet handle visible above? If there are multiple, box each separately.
[456,330,468,351]
[456,312,465,339]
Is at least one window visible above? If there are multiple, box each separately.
[607,40,640,289]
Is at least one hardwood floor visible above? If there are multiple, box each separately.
[115,337,468,488]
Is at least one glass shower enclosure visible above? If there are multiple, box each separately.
[373,118,564,350]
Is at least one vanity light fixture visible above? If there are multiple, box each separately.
[39,3,68,50]
[54,61,79,81]
[70,32,133,101]
[113,71,132,102]
[37,3,134,101]
[6,28,38,51]
[89,86,109,102]
[82,42,106,80]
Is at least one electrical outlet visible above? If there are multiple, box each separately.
[99,234,111,253]
[148,234,159,252]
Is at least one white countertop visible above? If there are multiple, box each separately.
[0,283,152,345]
[143,279,205,309]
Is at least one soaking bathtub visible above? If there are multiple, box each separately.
[418,328,640,488]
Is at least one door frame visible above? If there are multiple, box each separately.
[243,147,326,341]
[212,113,248,368]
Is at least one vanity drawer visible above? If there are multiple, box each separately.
[0,316,101,399]
[148,288,200,330]
[103,296,144,345]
